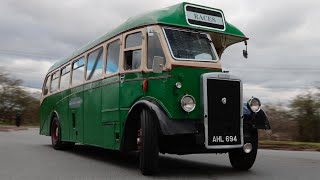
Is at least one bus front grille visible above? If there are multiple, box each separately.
[206,78,241,146]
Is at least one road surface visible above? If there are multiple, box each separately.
[0,128,319,180]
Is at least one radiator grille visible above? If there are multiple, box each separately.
[207,79,241,146]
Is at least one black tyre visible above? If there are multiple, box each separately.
[139,109,159,175]
[51,117,74,150]
[229,130,258,170]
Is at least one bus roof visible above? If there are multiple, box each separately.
[48,2,247,73]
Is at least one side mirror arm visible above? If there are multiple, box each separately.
[243,41,248,59]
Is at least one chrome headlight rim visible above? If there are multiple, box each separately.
[247,97,261,113]
[181,94,196,113]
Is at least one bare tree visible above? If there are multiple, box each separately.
[0,70,39,124]
[259,105,297,141]
[290,91,320,142]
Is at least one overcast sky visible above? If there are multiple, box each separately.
[0,0,319,104]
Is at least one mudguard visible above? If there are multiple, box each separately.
[243,103,271,130]
[128,100,198,135]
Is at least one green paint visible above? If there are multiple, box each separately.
[40,2,246,151]
[48,2,246,73]
[40,66,220,149]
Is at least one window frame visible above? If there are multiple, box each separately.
[162,27,219,63]
[71,56,86,87]
[50,70,60,93]
[85,46,104,81]
[42,75,51,97]
[105,39,121,76]
[122,30,145,72]
[59,64,71,91]
[146,28,168,70]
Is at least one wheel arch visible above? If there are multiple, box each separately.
[120,100,163,152]
[120,99,198,152]
[49,111,60,136]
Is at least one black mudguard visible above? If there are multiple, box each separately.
[243,103,271,130]
[128,100,198,135]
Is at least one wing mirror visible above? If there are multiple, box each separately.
[152,56,165,73]
[243,41,248,59]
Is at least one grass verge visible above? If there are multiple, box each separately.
[259,140,320,152]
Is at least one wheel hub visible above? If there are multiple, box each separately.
[51,121,58,144]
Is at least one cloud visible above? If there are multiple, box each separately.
[243,83,306,105]
[0,58,52,88]
[0,0,319,104]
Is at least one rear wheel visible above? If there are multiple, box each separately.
[51,117,74,150]
[228,129,258,170]
[139,109,159,175]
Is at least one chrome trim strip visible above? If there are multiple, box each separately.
[101,108,119,113]
[119,108,130,111]
[201,72,243,149]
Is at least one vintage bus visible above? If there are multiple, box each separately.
[40,2,271,175]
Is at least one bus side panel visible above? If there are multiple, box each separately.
[69,85,84,143]
[83,80,103,146]
[101,75,120,149]
[119,72,144,108]
[145,67,221,121]
[119,72,144,147]
[119,109,129,150]
[44,93,62,135]
[40,98,51,136]
[143,72,172,116]
[56,89,71,141]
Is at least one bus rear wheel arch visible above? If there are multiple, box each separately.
[50,116,74,150]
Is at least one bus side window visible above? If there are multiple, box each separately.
[50,71,60,93]
[43,76,50,96]
[124,32,142,70]
[106,40,120,74]
[60,64,71,90]
[147,33,166,69]
[86,47,103,81]
[72,57,85,86]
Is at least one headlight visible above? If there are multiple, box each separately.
[181,95,196,112]
[247,97,261,113]
[175,82,182,89]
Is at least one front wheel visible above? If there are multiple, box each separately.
[139,109,159,175]
[228,130,258,170]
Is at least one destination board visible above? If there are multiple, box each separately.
[185,5,225,30]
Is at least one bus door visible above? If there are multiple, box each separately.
[69,57,85,143]
[58,65,72,141]
[119,30,145,127]
[101,38,121,149]
[83,46,104,146]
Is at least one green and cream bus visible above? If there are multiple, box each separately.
[40,2,271,175]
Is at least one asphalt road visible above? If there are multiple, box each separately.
[0,128,319,180]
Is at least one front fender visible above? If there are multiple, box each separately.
[243,104,271,130]
[120,99,198,152]
[129,100,198,135]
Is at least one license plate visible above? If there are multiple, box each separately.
[212,135,238,143]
